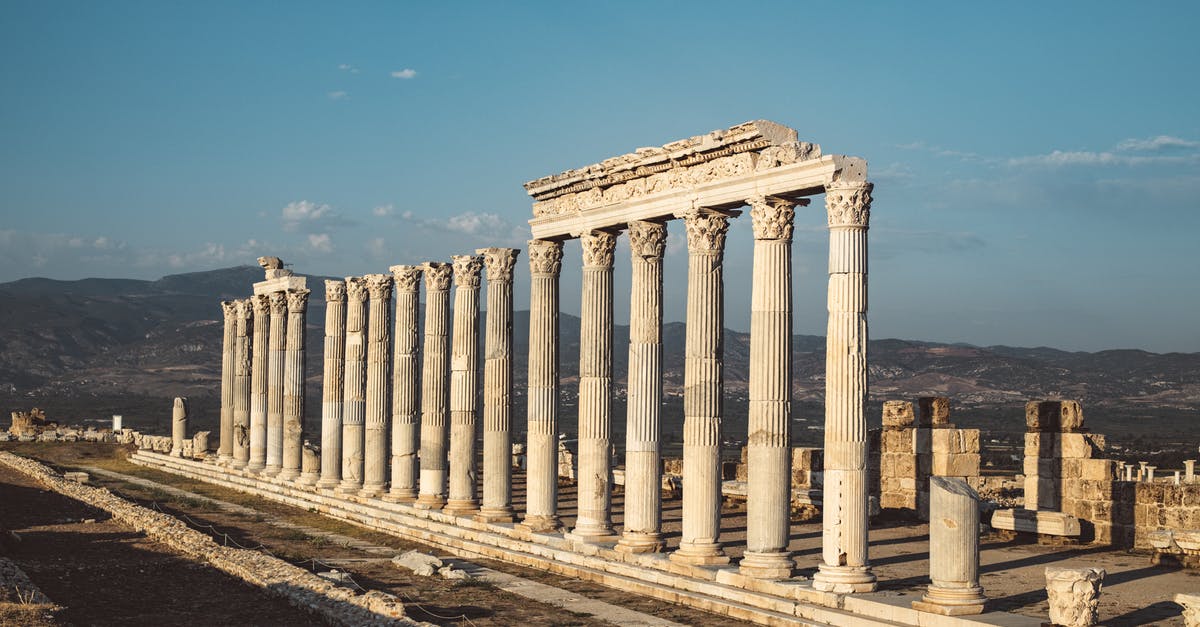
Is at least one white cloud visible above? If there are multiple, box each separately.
[1114,135,1198,152]
[444,211,505,235]
[281,200,352,233]
[337,63,360,74]
[390,68,417,79]
[327,90,349,100]
[307,233,334,253]
[367,237,387,258]
[372,204,394,217]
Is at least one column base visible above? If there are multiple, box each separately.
[812,563,878,593]
[277,469,300,481]
[565,525,619,545]
[442,499,479,517]
[474,507,515,524]
[382,488,417,503]
[248,462,267,474]
[413,494,446,510]
[335,481,362,495]
[231,459,248,469]
[316,476,340,490]
[297,473,319,487]
[911,585,986,615]
[518,515,562,534]
[358,483,385,498]
[669,542,730,565]
[261,465,282,478]
[739,550,795,580]
[615,531,665,554]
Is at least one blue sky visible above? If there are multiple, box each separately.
[1,1,1197,352]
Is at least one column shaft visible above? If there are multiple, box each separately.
[476,248,519,522]
[521,240,564,532]
[446,256,483,515]
[248,294,270,472]
[232,299,252,467]
[279,288,309,481]
[387,266,422,501]
[416,263,453,509]
[264,292,287,475]
[361,274,393,496]
[913,477,986,615]
[218,302,236,462]
[318,281,346,488]
[339,278,368,492]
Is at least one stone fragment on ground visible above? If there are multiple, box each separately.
[392,550,443,577]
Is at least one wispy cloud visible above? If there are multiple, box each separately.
[372,204,395,217]
[337,63,360,74]
[327,90,348,101]
[390,68,417,79]
[307,233,334,253]
[280,200,353,233]
[1114,135,1199,152]
[380,209,524,245]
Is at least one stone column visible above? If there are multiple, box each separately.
[233,299,253,468]
[338,277,368,492]
[171,397,188,457]
[279,288,309,481]
[568,230,619,543]
[1186,460,1196,483]
[445,255,484,516]
[264,291,287,476]
[813,181,878,593]
[1045,567,1104,627]
[912,477,986,615]
[671,211,732,565]
[386,266,422,501]
[248,294,270,472]
[618,221,667,553]
[521,240,564,532]
[740,197,796,579]
[317,281,346,489]
[476,248,519,522]
[218,301,237,463]
[360,274,393,497]
[416,262,453,509]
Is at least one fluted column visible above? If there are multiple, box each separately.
[218,301,237,463]
[740,196,796,579]
[317,281,346,488]
[813,180,878,593]
[232,299,252,468]
[338,277,368,492]
[570,230,619,543]
[671,212,732,565]
[263,291,287,476]
[476,248,519,522]
[361,274,393,496]
[445,255,484,516]
[617,221,666,553]
[416,262,453,509]
[912,477,986,615]
[171,397,188,457]
[386,266,422,501]
[248,295,270,472]
[279,288,309,481]
[520,240,564,532]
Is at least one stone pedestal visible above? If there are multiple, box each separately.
[317,281,346,489]
[300,441,320,486]
[476,248,519,523]
[740,197,795,580]
[520,240,564,533]
[171,397,188,457]
[672,212,731,565]
[912,477,986,615]
[569,230,619,543]
[617,222,666,553]
[232,299,252,468]
[1187,460,1196,484]
[361,274,393,497]
[813,181,877,593]
[386,266,422,502]
[445,256,483,516]
[1045,567,1104,627]
[338,278,368,493]
[248,295,270,472]
[218,302,237,463]
[416,263,453,510]
[264,292,287,476]
[279,289,309,481]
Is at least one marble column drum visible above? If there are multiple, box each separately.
[740,196,797,579]
[248,294,270,472]
[520,240,564,532]
[338,277,368,493]
[475,248,519,523]
[171,397,188,457]
[232,298,253,468]
[263,291,288,476]
[386,266,422,502]
[913,477,986,615]
[813,180,877,593]
[361,274,393,496]
[617,222,667,553]
[416,262,453,509]
[279,288,309,481]
[218,301,237,463]
[317,281,346,489]
[671,211,732,565]
[569,230,619,543]
[445,255,483,516]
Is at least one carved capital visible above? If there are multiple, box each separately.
[286,288,310,312]
[581,230,618,268]
[364,273,393,300]
[220,300,238,320]
[824,181,872,228]
[627,221,667,259]
[476,247,520,282]
[235,298,254,321]
[451,255,484,288]
[748,195,796,241]
[683,211,730,253]
[389,265,423,292]
[268,292,288,315]
[422,262,453,291]
[324,280,346,302]
[527,239,563,276]
[344,277,368,303]
[251,293,271,315]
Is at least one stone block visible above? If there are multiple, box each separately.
[918,397,950,427]
[790,447,822,471]
[881,429,910,453]
[894,453,917,478]
[933,453,980,477]
[991,509,1081,536]
[1080,459,1114,481]
[882,401,915,429]
[1060,433,1104,459]
[1025,400,1085,433]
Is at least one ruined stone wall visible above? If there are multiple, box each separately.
[879,397,980,519]
[1134,482,1200,549]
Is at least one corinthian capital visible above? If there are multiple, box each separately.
[364,273,393,300]
[527,239,563,276]
[422,262,453,291]
[476,247,520,282]
[286,288,310,312]
[251,293,271,315]
[451,255,484,288]
[389,265,423,292]
[268,292,288,315]
[324,280,346,303]
[344,277,368,303]
[627,221,667,259]
[683,211,730,254]
[748,196,796,241]
[581,230,618,268]
[824,180,873,228]
[221,300,238,320]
